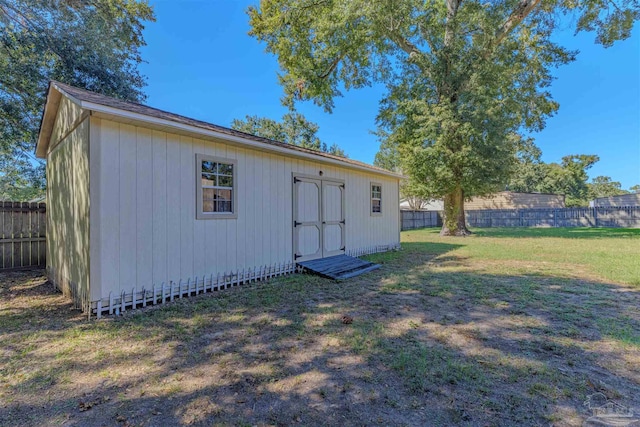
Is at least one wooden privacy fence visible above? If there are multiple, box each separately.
[401,206,640,230]
[0,202,46,270]
[400,210,442,230]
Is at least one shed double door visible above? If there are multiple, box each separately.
[293,176,345,262]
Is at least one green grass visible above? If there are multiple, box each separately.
[1,227,639,426]
[401,227,640,285]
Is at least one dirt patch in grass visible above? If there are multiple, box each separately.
[1,229,639,426]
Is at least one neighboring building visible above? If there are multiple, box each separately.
[465,191,565,210]
[29,195,46,203]
[400,192,564,211]
[36,81,401,317]
[590,193,640,207]
[399,198,443,211]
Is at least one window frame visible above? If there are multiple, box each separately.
[195,153,238,220]
[370,182,382,216]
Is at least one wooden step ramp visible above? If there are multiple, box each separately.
[297,254,381,280]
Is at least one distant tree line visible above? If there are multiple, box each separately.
[506,140,635,206]
[376,137,638,208]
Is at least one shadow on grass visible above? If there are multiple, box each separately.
[0,271,81,333]
[471,227,640,239]
[1,244,639,426]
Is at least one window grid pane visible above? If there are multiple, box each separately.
[201,159,234,214]
[372,185,382,214]
[217,175,233,187]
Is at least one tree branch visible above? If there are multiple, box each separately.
[605,0,622,13]
[492,0,542,49]
[317,54,344,79]
[444,0,462,47]
[441,0,462,101]
[389,31,422,58]
[455,0,542,95]
[0,1,77,76]
[418,22,437,54]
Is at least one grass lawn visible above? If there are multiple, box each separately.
[1,227,639,426]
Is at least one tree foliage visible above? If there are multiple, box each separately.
[0,0,155,200]
[509,151,600,206]
[373,137,400,172]
[587,175,628,200]
[374,138,432,209]
[231,112,347,156]
[248,0,638,235]
[507,138,546,193]
[544,154,600,206]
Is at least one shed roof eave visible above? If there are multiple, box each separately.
[81,100,403,179]
[35,84,63,158]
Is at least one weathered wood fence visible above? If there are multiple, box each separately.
[0,202,46,270]
[400,210,442,230]
[401,206,640,230]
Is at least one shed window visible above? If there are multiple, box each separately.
[196,154,237,219]
[371,183,382,215]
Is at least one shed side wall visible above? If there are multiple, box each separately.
[46,106,90,310]
[92,119,399,300]
[49,97,85,148]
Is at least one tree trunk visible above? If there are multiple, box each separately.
[440,186,471,236]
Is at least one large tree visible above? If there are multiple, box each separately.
[247,0,638,235]
[231,112,347,156]
[0,0,155,200]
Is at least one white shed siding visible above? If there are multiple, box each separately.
[90,118,399,300]
[166,132,182,283]
[94,118,119,296]
[119,123,137,290]
[151,130,168,285]
[136,127,154,289]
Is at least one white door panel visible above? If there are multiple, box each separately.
[299,225,321,257]
[323,184,342,222]
[321,180,345,257]
[323,224,343,253]
[293,177,322,261]
[293,176,345,261]
[297,181,320,222]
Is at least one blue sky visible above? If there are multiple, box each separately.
[139,1,640,189]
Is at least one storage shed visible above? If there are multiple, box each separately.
[36,82,401,317]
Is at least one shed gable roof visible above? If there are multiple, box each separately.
[36,81,401,178]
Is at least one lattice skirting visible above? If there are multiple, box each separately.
[91,262,299,319]
[345,243,401,257]
[90,243,401,319]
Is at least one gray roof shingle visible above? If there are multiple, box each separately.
[51,81,399,177]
